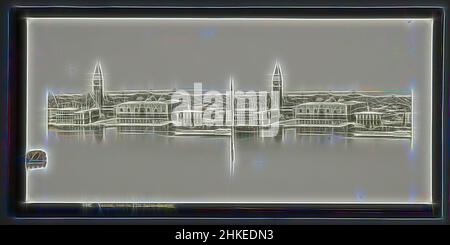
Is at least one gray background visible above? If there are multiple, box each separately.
[26,18,432,203]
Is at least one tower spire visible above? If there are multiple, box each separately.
[92,61,104,111]
[271,61,283,108]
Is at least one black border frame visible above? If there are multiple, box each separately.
[4,6,447,224]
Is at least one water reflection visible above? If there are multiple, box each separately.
[40,126,415,203]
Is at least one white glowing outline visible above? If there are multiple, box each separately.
[24,17,434,205]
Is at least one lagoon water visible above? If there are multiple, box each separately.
[26,128,428,203]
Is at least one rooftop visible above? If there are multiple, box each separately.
[117,99,180,105]
[48,107,79,111]
[296,101,365,106]
[354,111,383,115]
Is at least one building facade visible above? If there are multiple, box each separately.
[294,101,366,124]
[354,111,383,128]
[115,98,178,131]
[47,61,412,138]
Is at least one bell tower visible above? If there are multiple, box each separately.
[92,62,104,110]
[271,62,283,108]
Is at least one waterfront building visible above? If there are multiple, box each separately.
[234,91,272,127]
[48,107,80,125]
[47,61,412,138]
[293,101,366,125]
[115,97,179,131]
[173,109,204,127]
[354,111,383,128]
[47,92,99,127]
